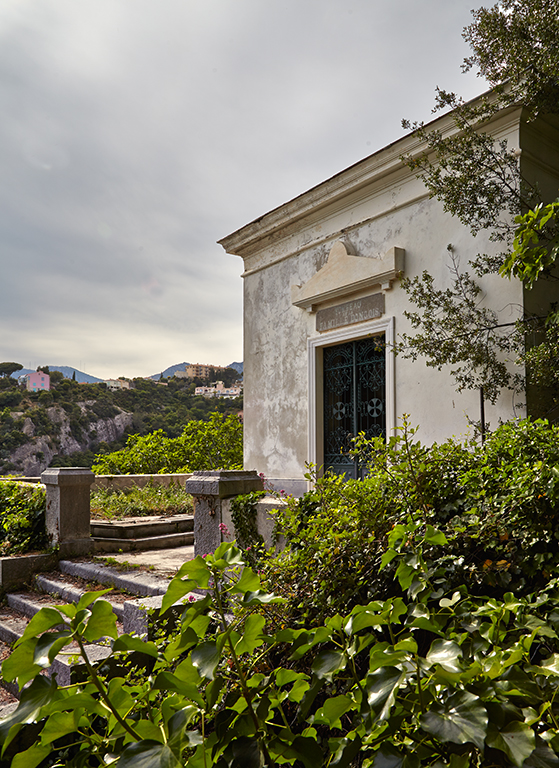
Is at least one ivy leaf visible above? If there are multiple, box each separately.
[312,650,346,679]
[312,694,355,728]
[426,639,463,672]
[424,525,447,545]
[486,721,536,767]
[0,676,59,754]
[83,599,118,642]
[15,607,65,646]
[2,639,41,687]
[242,590,285,606]
[230,567,261,594]
[115,740,182,768]
[191,641,220,680]
[231,736,264,768]
[76,588,113,611]
[234,614,266,655]
[175,556,211,587]
[420,691,488,749]
[11,743,52,768]
[161,578,198,614]
[371,743,404,768]
[365,667,406,719]
[39,711,78,745]
[33,631,72,667]
[113,635,160,658]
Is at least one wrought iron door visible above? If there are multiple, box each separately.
[323,335,385,478]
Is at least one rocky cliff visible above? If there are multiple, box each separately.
[2,403,133,476]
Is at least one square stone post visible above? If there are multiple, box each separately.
[41,468,95,557]
[183,470,264,556]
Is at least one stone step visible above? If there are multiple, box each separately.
[90,514,194,540]
[0,557,202,708]
[92,531,194,553]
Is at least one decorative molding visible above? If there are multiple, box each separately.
[307,316,396,477]
[291,241,404,312]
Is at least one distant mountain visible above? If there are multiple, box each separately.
[150,361,243,380]
[12,366,103,384]
[149,362,190,380]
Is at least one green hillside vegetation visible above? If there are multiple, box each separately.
[0,365,242,474]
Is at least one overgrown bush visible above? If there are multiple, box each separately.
[92,413,243,475]
[3,538,559,767]
[0,481,47,555]
[264,418,559,624]
[90,483,193,520]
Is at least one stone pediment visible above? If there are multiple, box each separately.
[291,241,404,312]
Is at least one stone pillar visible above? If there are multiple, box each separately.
[183,470,264,556]
[41,468,95,557]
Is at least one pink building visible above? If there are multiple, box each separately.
[22,372,50,393]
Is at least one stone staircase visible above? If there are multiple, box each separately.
[0,556,200,715]
[91,513,194,552]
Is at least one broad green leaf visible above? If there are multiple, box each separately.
[424,525,447,545]
[16,607,65,646]
[312,694,355,727]
[421,691,488,749]
[107,677,135,720]
[486,721,536,767]
[539,654,559,676]
[371,743,404,768]
[426,640,463,672]
[290,735,325,768]
[230,567,261,594]
[276,669,307,687]
[0,676,59,753]
[329,734,362,768]
[366,667,406,720]
[83,599,118,641]
[344,611,384,636]
[33,631,72,667]
[440,592,461,609]
[524,741,559,768]
[11,743,51,768]
[212,541,245,565]
[39,710,77,745]
[2,640,41,686]
[113,634,159,658]
[134,720,166,743]
[43,692,108,718]
[380,549,398,570]
[288,677,310,703]
[191,641,220,679]
[152,671,204,707]
[76,588,113,611]
[175,556,211,587]
[231,736,265,768]
[312,649,346,679]
[242,589,285,606]
[235,614,266,655]
[115,739,181,768]
[161,577,198,614]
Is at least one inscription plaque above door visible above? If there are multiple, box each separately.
[316,293,385,332]
[291,240,405,312]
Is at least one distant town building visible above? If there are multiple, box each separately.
[175,363,225,380]
[194,381,242,399]
[21,372,50,393]
[104,379,130,391]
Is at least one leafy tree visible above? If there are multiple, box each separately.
[0,362,22,378]
[92,413,243,474]
[399,0,559,415]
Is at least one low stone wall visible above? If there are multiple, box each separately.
[91,473,192,492]
[3,473,192,492]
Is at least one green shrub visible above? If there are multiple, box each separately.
[90,483,193,520]
[265,418,559,624]
[0,481,47,554]
[92,413,243,475]
[3,539,559,767]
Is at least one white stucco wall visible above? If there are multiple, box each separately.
[221,104,559,493]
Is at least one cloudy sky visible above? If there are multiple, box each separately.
[0,0,487,379]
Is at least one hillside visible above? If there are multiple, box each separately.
[0,373,243,476]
